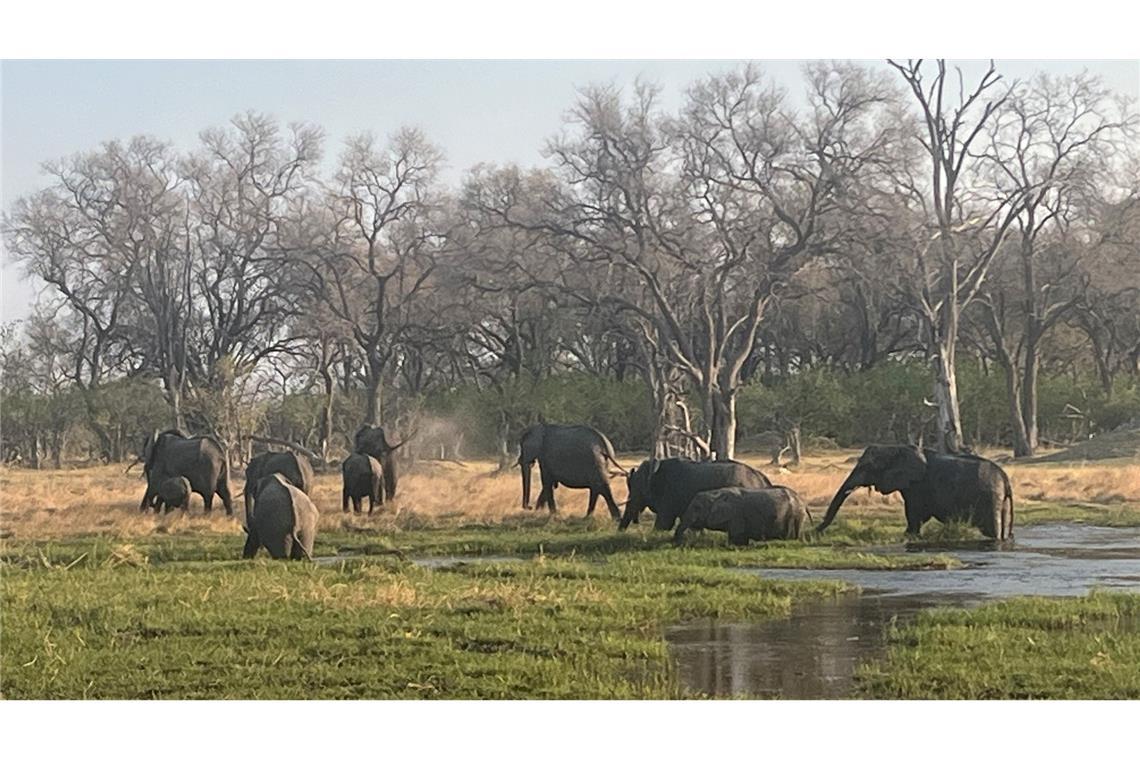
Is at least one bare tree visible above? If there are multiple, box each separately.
[304,129,444,426]
[971,73,1136,455]
[888,59,1026,453]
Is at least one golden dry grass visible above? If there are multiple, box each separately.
[2,450,1139,540]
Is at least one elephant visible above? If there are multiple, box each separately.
[243,450,315,518]
[242,474,320,560]
[673,486,809,546]
[619,458,773,531]
[342,453,385,514]
[818,444,1014,540]
[517,423,624,519]
[354,425,402,500]
[153,476,192,514]
[139,429,234,516]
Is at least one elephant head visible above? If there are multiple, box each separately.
[141,428,186,476]
[517,424,546,508]
[625,459,661,516]
[818,445,926,533]
[354,425,402,500]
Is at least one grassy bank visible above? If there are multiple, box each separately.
[2,545,854,699]
[857,592,1140,699]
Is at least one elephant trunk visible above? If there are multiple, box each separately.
[521,460,533,509]
[817,469,864,533]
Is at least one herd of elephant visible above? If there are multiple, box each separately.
[137,422,1016,560]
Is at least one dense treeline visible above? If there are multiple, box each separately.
[2,61,1138,467]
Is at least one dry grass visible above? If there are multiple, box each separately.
[2,450,1139,540]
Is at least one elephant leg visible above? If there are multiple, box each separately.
[353,496,363,514]
[586,490,599,516]
[202,490,214,514]
[599,483,621,521]
[242,531,259,559]
[140,485,156,513]
[539,473,557,513]
[217,481,234,516]
[342,490,350,513]
[903,500,923,537]
[367,492,376,515]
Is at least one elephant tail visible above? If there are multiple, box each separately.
[292,533,314,561]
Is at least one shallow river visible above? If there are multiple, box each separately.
[666,523,1140,698]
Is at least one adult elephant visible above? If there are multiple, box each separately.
[518,423,624,519]
[243,451,315,518]
[354,426,402,500]
[619,458,772,531]
[140,429,234,516]
[243,474,320,560]
[674,486,809,546]
[818,444,1014,540]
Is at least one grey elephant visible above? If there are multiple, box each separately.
[354,426,402,500]
[818,444,1014,540]
[620,458,772,531]
[243,451,315,518]
[674,486,809,546]
[243,474,320,560]
[518,423,624,519]
[153,476,192,514]
[342,453,385,514]
[140,429,234,516]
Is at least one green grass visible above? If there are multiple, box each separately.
[1017,501,1140,527]
[5,508,1137,699]
[857,592,1140,699]
[1,549,850,699]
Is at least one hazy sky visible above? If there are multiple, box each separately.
[2,59,1137,320]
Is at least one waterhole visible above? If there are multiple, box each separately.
[667,523,1140,698]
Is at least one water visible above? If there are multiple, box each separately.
[667,523,1140,698]
[314,552,521,569]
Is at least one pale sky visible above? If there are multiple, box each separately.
[2,59,1137,321]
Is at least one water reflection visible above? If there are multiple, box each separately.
[668,523,1140,698]
[667,593,952,698]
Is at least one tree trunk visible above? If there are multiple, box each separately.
[930,339,964,454]
[708,388,737,461]
[1000,358,1032,458]
[365,373,383,426]
[319,366,335,462]
[785,424,801,467]
[1020,342,1040,455]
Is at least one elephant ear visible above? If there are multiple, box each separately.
[644,458,662,489]
[877,446,926,495]
[354,426,370,452]
[143,429,162,474]
[519,425,545,462]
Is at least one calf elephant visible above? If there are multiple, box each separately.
[243,474,320,560]
[620,458,773,531]
[818,444,1014,540]
[674,486,809,546]
[354,426,402,500]
[518,423,624,519]
[244,451,315,518]
[153,476,192,514]
[140,429,234,516]
[342,453,385,514]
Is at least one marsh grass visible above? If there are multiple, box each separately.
[857,592,1140,699]
[1,549,851,699]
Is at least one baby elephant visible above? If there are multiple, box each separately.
[153,476,192,514]
[243,474,320,560]
[341,453,385,514]
[674,486,810,546]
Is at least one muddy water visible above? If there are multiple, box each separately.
[667,523,1140,698]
